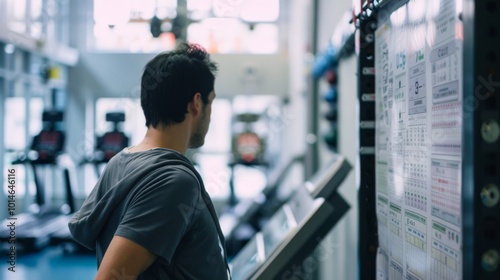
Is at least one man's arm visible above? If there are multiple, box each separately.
[95,236,157,280]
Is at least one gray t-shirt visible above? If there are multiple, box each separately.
[69,148,230,279]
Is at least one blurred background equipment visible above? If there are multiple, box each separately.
[231,113,266,165]
[0,110,76,252]
[95,112,129,163]
[80,111,129,178]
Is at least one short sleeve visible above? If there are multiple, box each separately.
[114,167,201,263]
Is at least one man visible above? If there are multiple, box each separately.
[69,43,231,279]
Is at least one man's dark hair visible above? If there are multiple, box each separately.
[141,42,218,127]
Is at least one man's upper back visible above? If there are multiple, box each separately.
[69,148,229,279]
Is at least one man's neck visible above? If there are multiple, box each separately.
[129,124,190,154]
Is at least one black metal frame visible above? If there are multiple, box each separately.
[462,0,500,279]
[356,12,378,279]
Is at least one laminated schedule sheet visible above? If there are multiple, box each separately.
[374,0,463,279]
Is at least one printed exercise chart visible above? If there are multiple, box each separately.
[375,0,463,279]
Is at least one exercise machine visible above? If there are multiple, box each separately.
[222,154,351,259]
[221,154,304,257]
[230,181,350,280]
[0,111,75,252]
[81,112,129,177]
[227,112,269,207]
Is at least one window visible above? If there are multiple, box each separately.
[195,99,232,198]
[4,97,44,150]
[5,0,27,34]
[187,19,278,54]
[30,0,44,39]
[201,98,232,153]
[3,97,44,196]
[3,0,69,44]
[91,0,280,53]
[92,0,178,52]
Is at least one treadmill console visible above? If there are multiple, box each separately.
[230,187,333,280]
[305,154,351,200]
[29,110,66,164]
[95,112,129,162]
[230,232,263,280]
[229,154,352,280]
[261,186,314,257]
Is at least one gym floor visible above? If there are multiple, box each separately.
[0,247,96,280]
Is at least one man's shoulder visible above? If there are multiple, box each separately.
[136,160,200,193]
[108,148,195,172]
[151,164,198,181]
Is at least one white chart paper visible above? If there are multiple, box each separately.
[375,0,463,279]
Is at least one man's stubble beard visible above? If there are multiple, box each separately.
[189,107,209,149]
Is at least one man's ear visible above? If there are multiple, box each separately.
[189,92,203,116]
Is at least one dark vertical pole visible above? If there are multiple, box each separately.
[462,0,500,279]
[228,163,237,206]
[305,0,320,179]
[357,13,378,280]
[176,0,188,43]
[32,164,45,206]
[63,168,75,213]
[0,51,7,221]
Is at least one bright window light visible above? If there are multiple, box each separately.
[3,97,45,150]
[246,24,279,53]
[92,0,279,53]
[187,0,212,20]
[6,0,27,33]
[201,99,232,153]
[187,19,278,54]
[4,98,26,150]
[187,18,246,53]
[29,0,43,38]
[195,154,231,198]
[212,0,240,18]
[188,0,212,12]
[3,97,44,197]
[94,0,131,26]
[240,0,279,22]
[233,165,267,198]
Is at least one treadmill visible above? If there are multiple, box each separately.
[220,154,304,256]
[0,111,74,252]
[80,112,129,177]
[222,154,351,257]
[230,185,350,280]
[50,112,129,253]
[303,153,352,202]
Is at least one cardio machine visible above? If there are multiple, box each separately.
[50,112,129,253]
[82,112,129,177]
[0,111,75,252]
[221,154,352,259]
[229,156,352,279]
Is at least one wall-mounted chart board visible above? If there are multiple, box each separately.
[374,0,463,279]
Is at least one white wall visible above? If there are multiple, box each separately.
[321,54,359,280]
[283,0,312,178]
[313,0,359,279]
